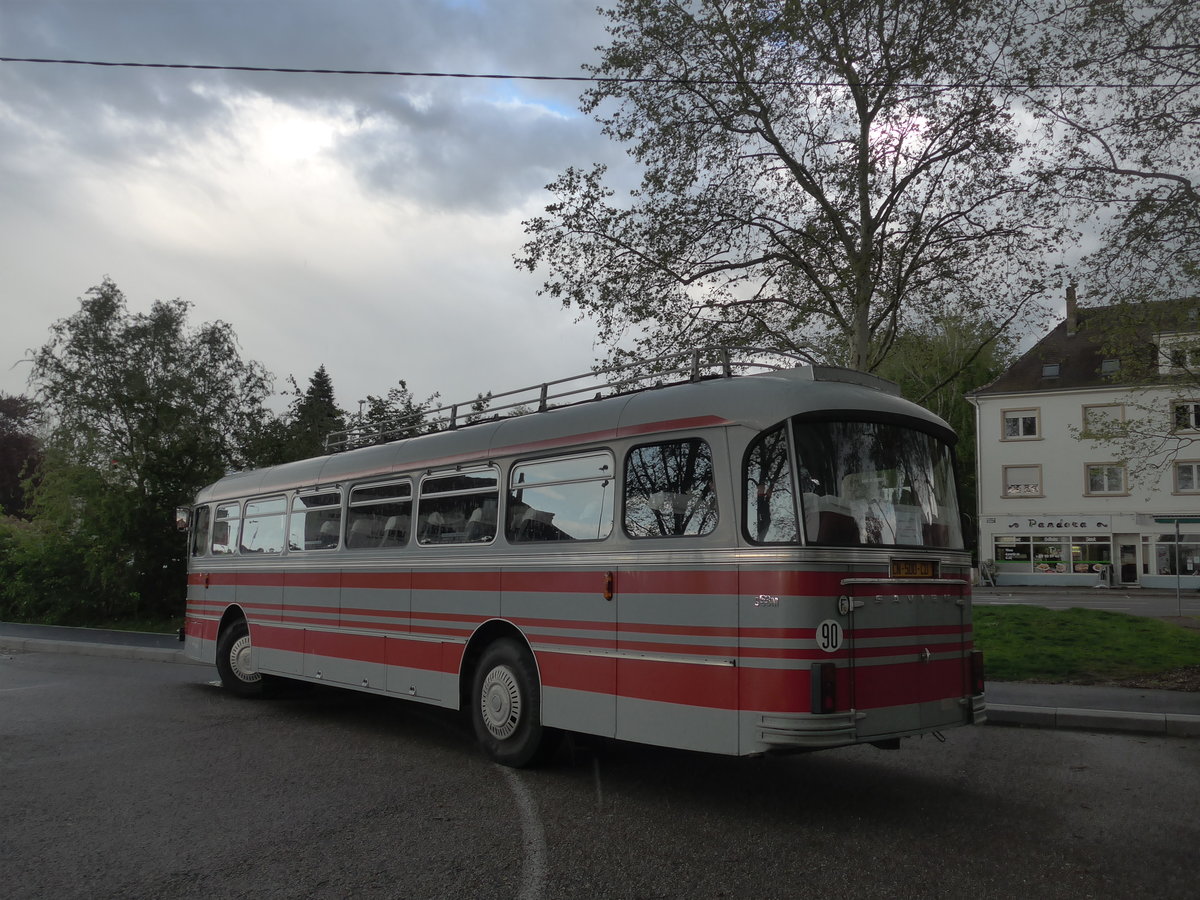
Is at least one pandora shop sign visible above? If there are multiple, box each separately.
[984,515,1112,531]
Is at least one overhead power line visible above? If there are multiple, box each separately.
[0,55,1194,91]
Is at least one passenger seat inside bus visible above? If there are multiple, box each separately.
[348,516,383,549]
[380,515,410,547]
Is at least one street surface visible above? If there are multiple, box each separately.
[2,649,1197,899]
[975,584,1200,618]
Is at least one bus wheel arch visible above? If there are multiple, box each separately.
[215,607,265,698]
[462,622,555,767]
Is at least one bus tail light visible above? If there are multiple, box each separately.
[811,662,837,714]
[969,650,985,695]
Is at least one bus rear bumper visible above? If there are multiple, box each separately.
[757,711,859,748]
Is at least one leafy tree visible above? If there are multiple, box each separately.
[355,380,438,446]
[0,393,41,518]
[518,0,1062,373]
[23,278,272,621]
[1021,0,1199,302]
[874,313,1016,523]
[284,365,346,460]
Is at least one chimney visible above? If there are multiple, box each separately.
[1066,283,1078,335]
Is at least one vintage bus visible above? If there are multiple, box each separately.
[179,352,985,767]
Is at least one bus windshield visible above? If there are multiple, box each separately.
[793,419,963,549]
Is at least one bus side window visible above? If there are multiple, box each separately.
[240,496,287,554]
[347,481,412,549]
[507,451,614,543]
[744,425,799,544]
[418,468,499,545]
[289,491,342,551]
[624,438,718,538]
[212,502,241,555]
[190,504,212,557]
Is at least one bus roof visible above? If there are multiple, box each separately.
[195,363,950,504]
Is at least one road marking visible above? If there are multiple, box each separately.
[500,767,547,900]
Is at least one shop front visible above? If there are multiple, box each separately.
[982,515,1118,586]
[981,514,1200,588]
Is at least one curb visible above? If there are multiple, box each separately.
[0,637,206,667]
[987,703,1200,738]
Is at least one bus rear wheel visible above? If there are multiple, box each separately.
[471,638,548,767]
[216,619,265,697]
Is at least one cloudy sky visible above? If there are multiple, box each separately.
[0,0,632,413]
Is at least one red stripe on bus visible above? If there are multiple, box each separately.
[618,414,730,437]
[617,657,739,709]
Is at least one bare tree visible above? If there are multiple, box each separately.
[518,0,1064,373]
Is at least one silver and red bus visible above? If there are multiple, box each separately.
[180,353,985,766]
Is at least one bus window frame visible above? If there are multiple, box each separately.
[416,464,501,546]
[239,494,288,555]
[288,488,344,552]
[742,423,802,546]
[622,435,720,540]
[507,449,616,543]
[190,504,212,557]
[346,479,413,550]
[212,500,242,556]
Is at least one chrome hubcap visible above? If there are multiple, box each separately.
[229,634,261,683]
[480,664,521,740]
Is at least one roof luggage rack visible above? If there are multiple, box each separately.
[323,347,891,452]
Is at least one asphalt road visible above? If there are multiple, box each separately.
[2,649,1198,899]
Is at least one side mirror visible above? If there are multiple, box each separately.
[175,507,192,533]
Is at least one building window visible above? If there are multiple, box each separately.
[1174,401,1200,431]
[1003,465,1042,497]
[1085,463,1127,496]
[1175,461,1200,494]
[1041,363,1061,378]
[1154,534,1200,576]
[1082,403,1125,437]
[1002,408,1040,440]
[1157,336,1200,375]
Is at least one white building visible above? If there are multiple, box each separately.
[969,292,1200,587]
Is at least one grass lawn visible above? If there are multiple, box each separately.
[974,605,1200,684]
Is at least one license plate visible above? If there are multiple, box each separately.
[891,559,936,578]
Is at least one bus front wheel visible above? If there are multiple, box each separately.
[471,638,548,767]
[216,619,265,698]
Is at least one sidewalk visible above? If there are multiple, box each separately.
[985,680,1200,737]
[2,620,1198,738]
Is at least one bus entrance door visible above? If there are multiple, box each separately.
[841,578,970,740]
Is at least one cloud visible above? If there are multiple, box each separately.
[0,1,629,410]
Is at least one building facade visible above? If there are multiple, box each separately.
[970,293,1200,588]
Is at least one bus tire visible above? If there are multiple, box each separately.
[471,638,548,767]
[216,618,265,698]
